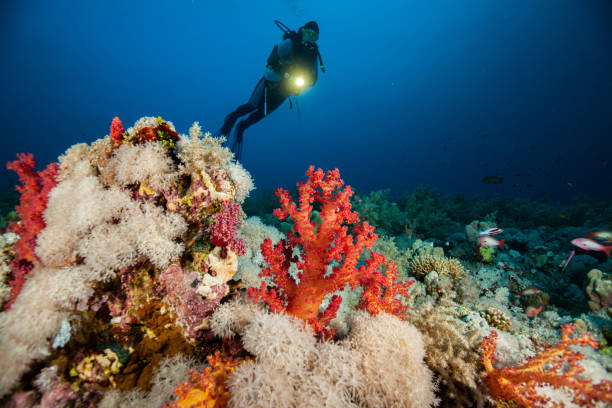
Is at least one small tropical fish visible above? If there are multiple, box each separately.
[571,238,612,256]
[480,227,503,236]
[525,306,544,318]
[559,250,575,272]
[478,235,504,249]
[519,286,541,297]
[482,176,503,184]
[588,230,612,243]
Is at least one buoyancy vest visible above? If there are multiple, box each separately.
[266,20,325,77]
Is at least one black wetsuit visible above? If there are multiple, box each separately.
[220,35,320,158]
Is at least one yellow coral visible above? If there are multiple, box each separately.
[480,308,512,331]
[409,253,463,280]
[71,349,122,387]
[139,180,156,196]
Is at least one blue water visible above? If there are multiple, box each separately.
[1,0,611,201]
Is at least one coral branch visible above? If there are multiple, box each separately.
[5,153,59,309]
[481,324,612,407]
[248,166,412,336]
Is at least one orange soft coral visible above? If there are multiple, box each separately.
[166,351,249,408]
[481,324,612,407]
[358,251,412,318]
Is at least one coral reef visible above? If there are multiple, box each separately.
[0,116,253,405]
[3,115,612,407]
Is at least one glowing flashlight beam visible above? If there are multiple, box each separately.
[295,77,305,87]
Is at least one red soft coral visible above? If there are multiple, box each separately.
[358,251,412,318]
[109,116,124,144]
[248,166,412,337]
[481,324,612,407]
[5,153,59,309]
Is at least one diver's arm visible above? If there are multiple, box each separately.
[264,39,294,83]
[276,38,294,59]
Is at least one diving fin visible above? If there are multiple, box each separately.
[230,129,244,161]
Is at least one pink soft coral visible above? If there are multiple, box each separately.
[481,324,612,407]
[208,200,246,256]
[5,153,59,309]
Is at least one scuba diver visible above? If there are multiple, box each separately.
[219,20,325,159]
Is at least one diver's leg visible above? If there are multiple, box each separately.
[235,109,266,139]
[231,109,266,160]
[220,103,253,136]
[220,77,266,136]
[231,86,288,159]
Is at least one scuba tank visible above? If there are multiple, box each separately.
[272,20,325,74]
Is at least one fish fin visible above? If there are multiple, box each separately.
[603,246,612,257]
[498,239,505,250]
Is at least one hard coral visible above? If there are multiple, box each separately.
[409,253,464,281]
[481,307,512,332]
[481,324,612,407]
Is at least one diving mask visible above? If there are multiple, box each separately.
[301,28,319,44]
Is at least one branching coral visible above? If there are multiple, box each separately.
[5,153,59,309]
[351,189,408,236]
[481,324,612,407]
[248,166,412,337]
